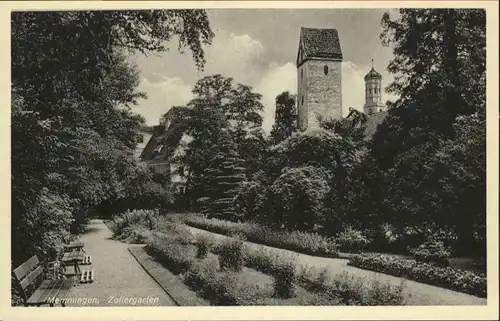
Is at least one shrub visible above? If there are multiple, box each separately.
[409,240,451,267]
[244,247,298,298]
[269,166,331,231]
[335,227,371,253]
[146,232,196,274]
[184,257,269,306]
[255,287,341,306]
[111,209,159,237]
[272,254,297,298]
[195,233,215,259]
[233,180,265,220]
[298,266,406,305]
[367,279,406,306]
[348,254,486,297]
[115,223,150,244]
[185,217,338,257]
[244,247,275,274]
[155,217,195,245]
[218,235,245,272]
[183,257,235,304]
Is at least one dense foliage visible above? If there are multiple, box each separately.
[360,9,486,257]
[268,166,331,231]
[348,254,486,297]
[13,8,487,304]
[185,217,339,257]
[158,75,267,216]
[409,240,452,267]
[200,131,247,220]
[174,9,486,264]
[11,10,213,270]
[269,91,297,144]
[138,212,407,305]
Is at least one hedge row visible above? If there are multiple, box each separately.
[348,254,486,297]
[185,217,339,257]
[146,232,274,305]
[207,235,406,305]
[241,246,405,305]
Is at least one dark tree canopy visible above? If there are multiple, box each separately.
[11,10,213,269]
[270,91,297,145]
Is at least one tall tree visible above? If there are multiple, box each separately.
[201,130,247,221]
[359,9,486,254]
[371,9,486,169]
[172,75,266,202]
[11,10,213,267]
[270,92,297,144]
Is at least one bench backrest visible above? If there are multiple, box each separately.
[13,255,44,301]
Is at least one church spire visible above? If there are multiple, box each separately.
[363,60,385,115]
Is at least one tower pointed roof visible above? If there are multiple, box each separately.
[297,27,343,66]
[364,67,382,81]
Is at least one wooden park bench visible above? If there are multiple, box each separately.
[13,255,74,307]
[61,251,94,283]
[64,236,85,253]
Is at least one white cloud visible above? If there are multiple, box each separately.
[202,31,266,84]
[133,30,399,130]
[134,76,193,125]
[134,31,267,125]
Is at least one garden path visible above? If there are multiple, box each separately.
[64,219,176,306]
[186,226,487,306]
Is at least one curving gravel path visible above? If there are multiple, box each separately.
[64,219,176,306]
[186,225,487,306]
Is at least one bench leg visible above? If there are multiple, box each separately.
[74,261,82,277]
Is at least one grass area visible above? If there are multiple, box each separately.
[210,236,406,305]
[128,246,209,306]
[184,216,485,275]
[110,211,406,306]
[109,211,486,304]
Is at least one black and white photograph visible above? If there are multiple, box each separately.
[6,1,497,318]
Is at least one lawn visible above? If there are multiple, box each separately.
[108,210,487,305]
[108,210,407,306]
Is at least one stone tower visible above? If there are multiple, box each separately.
[363,60,386,115]
[296,27,343,131]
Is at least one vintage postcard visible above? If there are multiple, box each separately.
[1,1,498,320]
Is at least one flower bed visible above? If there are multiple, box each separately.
[145,217,408,305]
[297,267,406,305]
[210,237,406,305]
[146,232,197,274]
[185,217,338,258]
[183,256,273,305]
[348,254,486,297]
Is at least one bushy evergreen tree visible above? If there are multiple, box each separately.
[201,131,247,221]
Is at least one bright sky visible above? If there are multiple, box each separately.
[131,9,399,133]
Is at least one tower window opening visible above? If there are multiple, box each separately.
[301,69,303,81]
[324,65,329,75]
[301,96,304,105]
